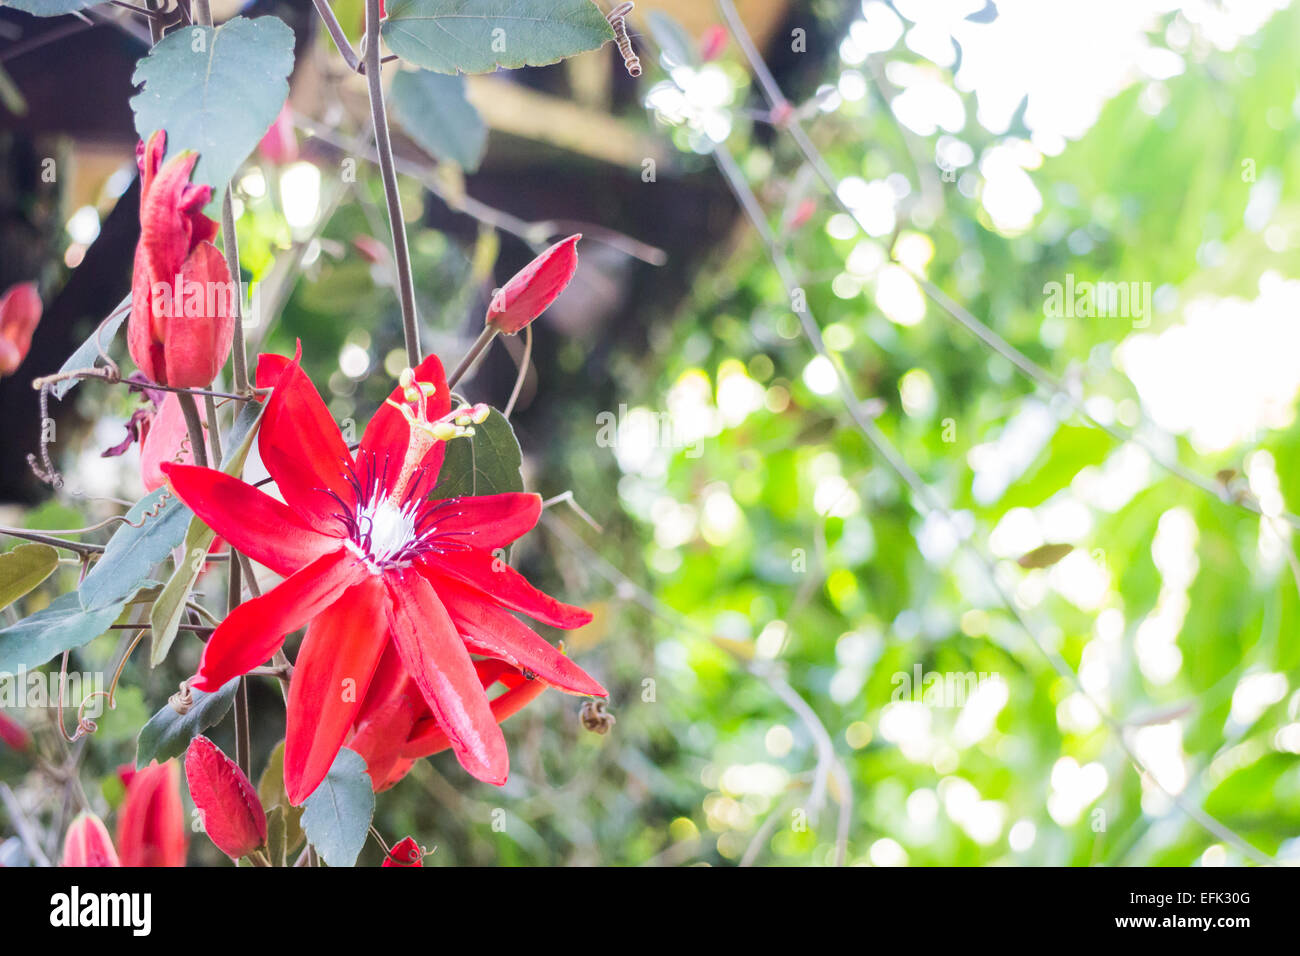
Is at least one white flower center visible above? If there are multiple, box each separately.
[361,500,417,563]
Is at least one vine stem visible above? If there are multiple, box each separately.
[503,324,532,418]
[447,326,497,389]
[363,0,421,369]
[175,391,209,469]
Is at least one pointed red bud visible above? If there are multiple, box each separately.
[117,759,188,867]
[485,234,580,335]
[382,836,424,866]
[184,735,267,860]
[62,812,121,867]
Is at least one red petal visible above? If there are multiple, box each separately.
[424,492,541,552]
[438,577,605,696]
[62,812,120,867]
[357,352,451,497]
[193,549,365,691]
[383,567,508,785]
[486,234,580,334]
[403,667,548,760]
[160,241,234,387]
[127,241,162,382]
[420,550,593,630]
[255,353,358,528]
[184,736,267,859]
[348,680,422,793]
[138,148,206,281]
[284,576,389,805]
[163,462,340,576]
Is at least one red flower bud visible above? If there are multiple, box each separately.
[257,104,299,166]
[0,281,41,377]
[116,760,188,867]
[382,836,424,866]
[62,812,121,867]
[700,25,729,62]
[127,130,235,388]
[0,711,29,752]
[485,234,580,335]
[184,735,267,860]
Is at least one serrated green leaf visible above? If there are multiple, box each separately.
[0,592,124,675]
[130,15,295,200]
[391,69,488,172]
[382,0,613,75]
[0,544,59,612]
[78,488,191,613]
[301,748,374,868]
[430,407,524,499]
[149,400,267,666]
[134,676,239,767]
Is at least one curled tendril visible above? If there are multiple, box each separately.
[123,489,173,528]
[169,679,195,715]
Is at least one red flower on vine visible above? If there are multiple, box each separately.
[162,350,604,804]
[128,130,235,388]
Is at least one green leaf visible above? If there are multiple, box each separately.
[0,592,123,675]
[0,544,59,612]
[257,741,305,854]
[149,400,266,666]
[4,0,108,15]
[382,0,613,75]
[390,69,488,172]
[50,295,130,400]
[430,407,524,498]
[78,488,192,613]
[130,15,295,199]
[265,806,287,867]
[300,748,374,868]
[134,676,239,767]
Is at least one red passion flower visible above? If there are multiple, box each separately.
[162,350,605,804]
